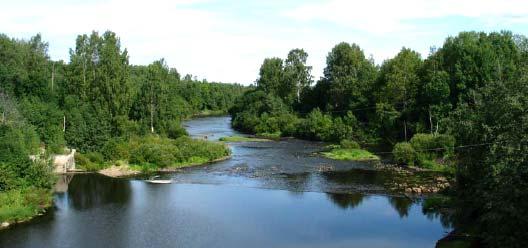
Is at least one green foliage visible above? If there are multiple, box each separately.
[219,136,269,142]
[166,120,188,139]
[340,139,360,149]
[320,42,377,118]
[295,108,333,141]
[0,124,53,191]
[322,148,379,161]
[450,78,528,247]
[393,142,417,166]
[128,136,230,168]
[393,133,455,168]
[0,188,52,223]
[19,97,65,153]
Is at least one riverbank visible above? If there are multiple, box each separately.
[98,155,232,178]
[0,188,53,231]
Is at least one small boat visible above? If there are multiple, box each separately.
[145,176,172,184]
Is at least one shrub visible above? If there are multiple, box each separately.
[410,133,455,155]
[166,120,188,139]
[101,138,130,161]
[85,152,104,165]
[340,139,360,149]
[128,136,230,168]
[295,108,333,141]
[393,142,417,166]
[75,152,106,171]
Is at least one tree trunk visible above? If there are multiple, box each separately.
[404,120,408,141]
[150,102,154,133]
[429,108,433,134]
[51,62,55,92]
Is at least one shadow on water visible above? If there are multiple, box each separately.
[0,117,455,248]
[56,173,131,210]
[326,192,368,209]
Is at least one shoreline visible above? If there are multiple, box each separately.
[98,155,232,178]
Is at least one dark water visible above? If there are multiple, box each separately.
[0,116,451,248]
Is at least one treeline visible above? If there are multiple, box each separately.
[0,31,245,153]
[230,31,528,247]
[0,31,243,221]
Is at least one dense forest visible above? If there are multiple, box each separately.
[229,31,528,247]
[0,31,245,222]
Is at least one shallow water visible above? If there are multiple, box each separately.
[0,116,451,248]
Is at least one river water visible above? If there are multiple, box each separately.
[0,116,451,248]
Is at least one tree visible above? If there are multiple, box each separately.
[68,31,131,135]
[284,49,313,105]
[320,42,377,118]
[376,48,422,140]
[256,57,284,96]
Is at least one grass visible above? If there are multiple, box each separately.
[256,132,281,140]
[192,109,227,117]
[219,135,270,142]
[322,148,379,161]
[129,156,212,172]
[0,188,52,223]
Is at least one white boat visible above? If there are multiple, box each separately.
[145,179,172,184]
[145,176,172,184]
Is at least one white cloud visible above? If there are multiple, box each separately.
[285,0,528,34]
[0,0,526,84]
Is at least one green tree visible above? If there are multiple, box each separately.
[257,58,284,96]
[376,48,423,140]
[284,49,313,105]
[320,42,377,117]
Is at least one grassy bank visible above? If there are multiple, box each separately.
[219,135,270,142]
[322,148,379,161]
[76,135,231,177]
[0,188,52,225]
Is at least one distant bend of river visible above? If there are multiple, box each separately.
[0,116,451,248]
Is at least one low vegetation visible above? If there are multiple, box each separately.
[322,148,379,161]
[76,135,230,172]
[219,135,270,142]
[0,188,52,223]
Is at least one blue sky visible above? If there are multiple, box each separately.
[1,0,527,84]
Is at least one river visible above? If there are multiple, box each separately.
[0,116,451,248]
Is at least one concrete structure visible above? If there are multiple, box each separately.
[53,149,76,173]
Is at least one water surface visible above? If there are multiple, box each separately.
[0,116,450,248]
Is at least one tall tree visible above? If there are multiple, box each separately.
[320,42,377,117]
[284,49,313,105]
[256,57,284,96]
[376,48,422,140]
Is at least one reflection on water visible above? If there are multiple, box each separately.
[389,196,414,218]
[59,174,131,210]
[327,193,367,209]
[0,175,450,248]
[0,117,452,248]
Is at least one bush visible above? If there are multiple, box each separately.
[410,133,455,155]
[295,108,333,141]
[128,135,230,168]
[393,142,417,166]
[101,138,130,161]
[166,120,188,139]
[340,139,360,149]
[75,152,106,171]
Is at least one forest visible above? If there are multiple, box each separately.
[229,31,528,246]
[1,29,527,247]
[0,31,245,223]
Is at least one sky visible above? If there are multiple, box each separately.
[1,0,527,85]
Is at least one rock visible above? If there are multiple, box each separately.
[436,176,448,182]
[1,222,9,228]
[413,187,422,193]
[405,188,413,193]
